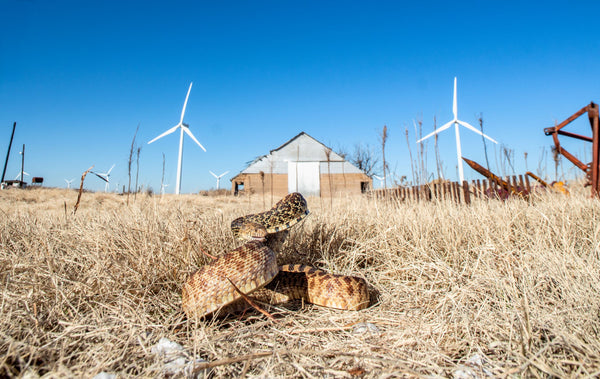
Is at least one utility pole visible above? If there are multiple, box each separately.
[1,122,17,184]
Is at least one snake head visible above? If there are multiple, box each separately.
[236,222,268,242]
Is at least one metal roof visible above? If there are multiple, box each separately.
[232,132,367,179]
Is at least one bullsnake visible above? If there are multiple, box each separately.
[181,193,369,318]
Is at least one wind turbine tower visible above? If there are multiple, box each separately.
[209,170,229,190]
[148,82,206,194]
[417,77,498,182]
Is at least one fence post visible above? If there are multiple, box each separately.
[454,182,460,203]
[482,180,489,198]
[462,180,471,205]
[518,175,525,192]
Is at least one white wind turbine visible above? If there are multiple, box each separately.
[148,82,206,195]
[14,172,29,180]
[95,164,115,192]
[417,77,497,182]
[209,170,229,190]
[372,175,386,189]
[65,178,74,189]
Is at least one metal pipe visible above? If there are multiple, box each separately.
[1,122,16,183]
[556,129,593,142]
[544,104,589,134]
[590,103,599,196]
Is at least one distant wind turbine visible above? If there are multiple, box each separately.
[373,175,386,189]
[94,164,115,192]
[65,178,74,189]
[14,171,29,180]
[160,182,169,195]
[417,77,497,182]
[209,170,229,190]
[148,82,206,194]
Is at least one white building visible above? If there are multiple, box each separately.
[231,132,371,197]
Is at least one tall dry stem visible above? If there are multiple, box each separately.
[127,124,140,205]
[405,125,416,185]
[72,166,93,215]
[379,125,388,188]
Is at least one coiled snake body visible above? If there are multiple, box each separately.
[182,193,369,318]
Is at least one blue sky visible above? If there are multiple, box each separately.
[1,1,599,192]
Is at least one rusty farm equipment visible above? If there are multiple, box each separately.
[462,157,570,198]
[525,171,569,195]
[544,102,600,197]
[462,157,529,198]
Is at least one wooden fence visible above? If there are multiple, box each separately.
[370,175,534,204]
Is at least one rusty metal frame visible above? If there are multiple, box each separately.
[544,102,600,196]
[525,171,569,195]
[462,157,528,197]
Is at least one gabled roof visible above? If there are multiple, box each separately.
[270,131,330,154]
[231,131,367,179]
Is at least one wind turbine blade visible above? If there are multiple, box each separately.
[209,171,217,178]
[457,120,498,143]
[183,127,207,152]
[453,77,458,119]
[92,172,108,182]
[220,171,229,177]
[417,120,454,143]
[107,164,115,175]
[180,82,193,124]
[148,125,180,144]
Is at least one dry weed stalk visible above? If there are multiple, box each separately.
[379,124,388,188]
[72,165,93,215]
[127,123,139,205]
[226,278,276,322]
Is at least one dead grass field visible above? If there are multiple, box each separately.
[1,186,600,377]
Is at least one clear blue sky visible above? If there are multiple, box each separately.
[1,0,599,192]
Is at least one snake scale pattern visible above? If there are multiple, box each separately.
[181,192,370,319]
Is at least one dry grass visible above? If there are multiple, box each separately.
[1,186,600,377]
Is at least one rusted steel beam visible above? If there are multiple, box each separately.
[544,101,599,197]
[554,145,588,172]
[590,103,600,196]
[526,171,549,187]
[462,157,510,189]
[556,129,593,142]
[462,157,527,197]
[544,104,589,134]
[550,125,589,172]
